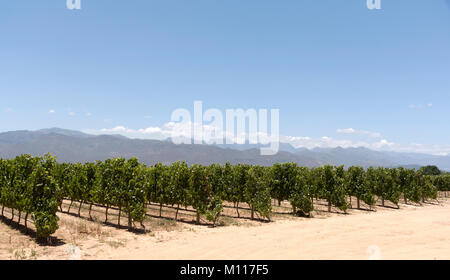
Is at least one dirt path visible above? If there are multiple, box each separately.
[92,200,450,260]
[1,199,449,260]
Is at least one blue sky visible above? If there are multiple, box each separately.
[1,0,450,155]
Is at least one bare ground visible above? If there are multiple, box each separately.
[1,195,449,260]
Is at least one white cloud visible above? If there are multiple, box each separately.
[284,135,370,150]
[49,109,56,114]
[86,112,92,117]
[100,125,163,135]
[409,103,433,110]
[283,135,448,156]
[93,122,227,143]
[283,136,312,141]
[68,111,76,116]
[336,128,381,138]
[336,128,355,134]
[372,139,395,149]
[86,123,450,156]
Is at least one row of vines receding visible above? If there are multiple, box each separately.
[1,154,449,239]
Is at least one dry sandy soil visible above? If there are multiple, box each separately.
[1,196,449,260]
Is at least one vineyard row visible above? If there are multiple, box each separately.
[1,154,449,239]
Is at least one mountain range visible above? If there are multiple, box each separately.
[0,128,449,170]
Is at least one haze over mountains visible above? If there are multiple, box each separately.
[0,128,449,170]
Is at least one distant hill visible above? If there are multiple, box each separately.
[0,129,321,167]
[0,128,449,170]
